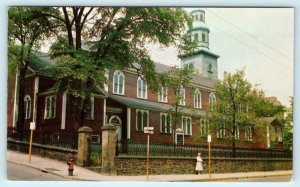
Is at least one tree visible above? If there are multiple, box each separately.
[44,7,194,130]
[8,7,60,138]
[283,97,293,150]
[164,66,194,144]
[207,70,256,157]
[207,69,286,157]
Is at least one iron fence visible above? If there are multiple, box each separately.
[7,127,78,149]
[117,139,292,158]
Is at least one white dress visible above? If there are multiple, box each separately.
[195,156,203,171]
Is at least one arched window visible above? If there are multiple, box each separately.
[24,95,31,119]
[158,86,168,103]
[194,89,202,109]
[136,109,149,131]
[109,115,122,125]
[44,95,56,119]
[209,93,216,106]
[137,76,147,99]
[182,116,192,135]
[113,71,125,95]
[84,97,94,120]
[179,87,185,106]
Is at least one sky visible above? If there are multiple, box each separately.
[149,8,294,107]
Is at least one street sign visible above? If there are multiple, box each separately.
[144,130,154,134]
[144,127,154,134]
[30,122,36,130]
[207,135,211,143]
[144,127,154,131]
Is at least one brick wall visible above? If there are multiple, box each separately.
[116,156,292,176]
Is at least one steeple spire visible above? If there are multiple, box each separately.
[190,9,210,50]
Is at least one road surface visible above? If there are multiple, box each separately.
[7,162,73,181]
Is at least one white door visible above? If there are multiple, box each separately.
[109,115,122,141]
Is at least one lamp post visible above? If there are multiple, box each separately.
[207,134,212,178]
[144,127,154,180]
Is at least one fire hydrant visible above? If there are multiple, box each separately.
[67,157,74,176]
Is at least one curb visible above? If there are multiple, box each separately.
[8,160,292,182]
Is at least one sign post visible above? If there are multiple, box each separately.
[207,134,212,178]
[29,122,36,163]
[144,127,154,180]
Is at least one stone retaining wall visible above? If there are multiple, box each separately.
[116,156,292,176]
[7,139,77,162]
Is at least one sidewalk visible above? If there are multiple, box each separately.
[7,150,292,182]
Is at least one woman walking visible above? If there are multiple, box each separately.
[195,153,203,175]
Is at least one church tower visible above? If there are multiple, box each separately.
[180,9,220,80]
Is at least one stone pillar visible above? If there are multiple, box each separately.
[77,126,93,166]
[101,124,117,175]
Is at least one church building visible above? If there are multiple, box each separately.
[7,9,284,149]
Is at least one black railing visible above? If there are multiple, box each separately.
[117,139,292,158]
[7,127,78,149]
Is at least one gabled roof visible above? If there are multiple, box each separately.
[28,51,216,89]
[153,62,216,89]
[110,95,206,117]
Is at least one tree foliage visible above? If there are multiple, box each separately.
[42,7,195,128]
[283,97,293,150]
[8,7,60,137]
[163,66,194,143]
[207,69,285,157]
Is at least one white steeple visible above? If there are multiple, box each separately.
[190,9,210,50]
[180,9,220,81]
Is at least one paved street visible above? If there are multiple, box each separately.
[7,150,293,182]
[7,162,73,181]
[217,175,292,182]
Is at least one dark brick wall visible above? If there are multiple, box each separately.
[116,156,292,176]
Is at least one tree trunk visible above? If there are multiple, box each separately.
[16,65,28,140]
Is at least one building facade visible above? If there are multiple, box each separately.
[7,9,284,149]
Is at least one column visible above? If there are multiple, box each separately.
[101,124,117,175]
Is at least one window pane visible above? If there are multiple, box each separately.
[51,97,56,118]
[119,75,124,94]
[137,111,142,131]
[114,74,118,93]
[143,112,148,129]
[161,115,165,133]
[187,118,190,135]
[167,115,171,134]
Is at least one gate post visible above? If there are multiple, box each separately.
[101,124,117,175]
[77,126,93,166]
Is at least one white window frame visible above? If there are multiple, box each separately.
[160,113,172,134]
[137,76,147,99]
[217,123,225,138]
[276,127,283,142]
[179,87,186,106]
[84,96,94,120]
[24,95,31,119]
[245,126,253,141]
[182,116,192,136]
[158,86,168,103]
[44,95,56,119]
[209,92,216,106]
[136,109,149,131]
[233,125,240,140]
[194,89,202,109]
[113,70,125,95]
